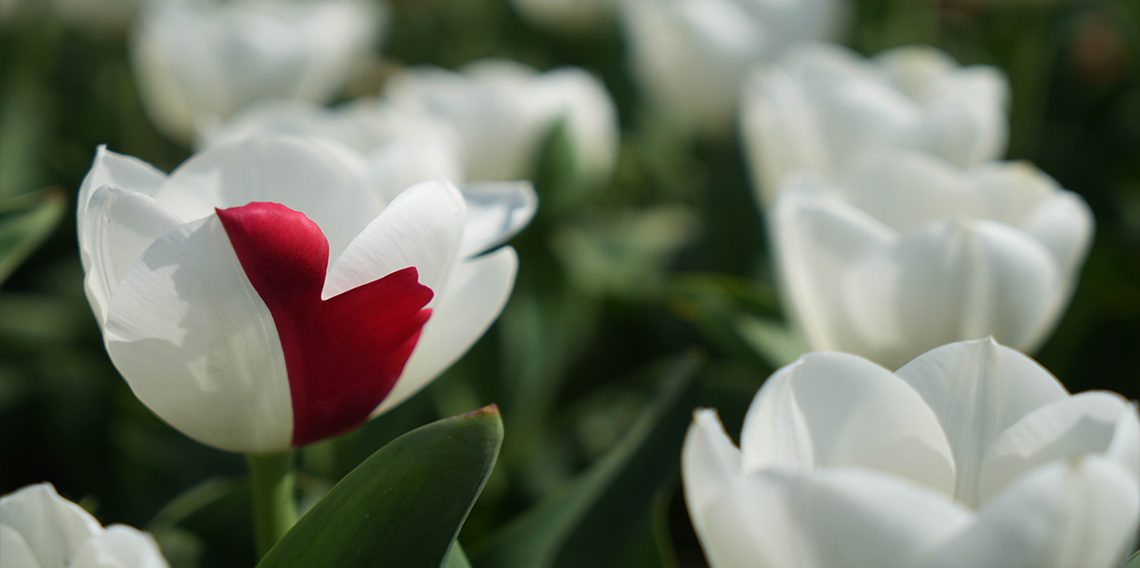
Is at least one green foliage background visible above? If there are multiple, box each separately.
[1,0,1137,566]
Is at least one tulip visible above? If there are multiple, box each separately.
[771,151,1093,370]
[385,59,620,187]
[130,0,383,144]
[198,99,466,202]
[620,0,847,136]
[683,338,1140,568]
[76,137,532,453]
[1,483,170,568]
[742,43,1010,204]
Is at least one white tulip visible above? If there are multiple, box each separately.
[510,0,616,35]
[76,137,535,453]
[385,59,620,186]
[1,483,169,568]
[198,99,466,200]
[130,0,383,144]
[743,42,1010,204]
[684,338,1140,568]
[772,151,1093,370]
[620,0,847,136]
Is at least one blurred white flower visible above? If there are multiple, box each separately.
[620,0,847,136]
[385,59,620,187]
[1,483,170,568]
[684,338,1140,568]
[772,151,1093,370]
[130,0,383,144]
[510,0,616,35]
[199,99,466,200]
[743,43,1010,204]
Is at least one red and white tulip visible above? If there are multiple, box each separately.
[77,137,531,453]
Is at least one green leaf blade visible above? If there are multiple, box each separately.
[257,405,504,568]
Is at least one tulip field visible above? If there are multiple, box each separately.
[1,0,1138,566]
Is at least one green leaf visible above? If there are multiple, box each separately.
[734,314,806,369]
[0,187,66,285]
[473,352,703,568]
[257,406,504,568]
[1126,550,1139,568]
[441,542,472,568]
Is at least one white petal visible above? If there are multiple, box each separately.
[536,67,620,184]
[925,457,1140,568]
[363,136,466,205]
[920,66,1009,165]
[1105,403,1140,482]
[695,470,807,568]
[789,469,974,568]
[836,151,986,232]
[1,524,42,568]
[840,218,1062,369]
[815,78,923,174]
[69,525,169,568]
[0,483,102,568]
[104,216,293,454]
[873,45,959,103]
[771,192,895,354]
[741,67,832,205]
[77,147,168,269]
[682,409,743,543]
[81,185,184,329]
[153,136,384,261]
[370,246,517,416]
[323,178,466,300]
[740,352,956,495]
[967,161,1059,226]
[457,182,537,258]
[1020,190,1095,285]
[979,391,1134,503]
[896,338,1069,507]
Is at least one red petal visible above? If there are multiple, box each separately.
[217,202,433,447]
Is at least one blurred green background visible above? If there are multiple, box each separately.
[1,0,1137,566]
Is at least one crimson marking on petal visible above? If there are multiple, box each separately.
[217,202,433,447]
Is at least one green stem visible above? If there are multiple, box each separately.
[245,451,297,558]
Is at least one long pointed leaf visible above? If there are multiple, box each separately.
[257,405,503,568]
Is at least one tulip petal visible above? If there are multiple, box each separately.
[741,67,832,204]
[682,409,743,542]
[840,218,1062,369]
[896,338,1069,507]
[924,457,1140,568]
[788,469,974,568]
[1020,190,1095,285]
[371,247,517,416]
[216,202,433,447]
[69,526,169,568]
[457,182,538,258]
[104,216,294,453]
[979,391,1134,503]
[323,178,465,300]
[0,525,41,568]
[1105,404,1140,482]
[153,136,384,261]
[740,352,956,495]
[81,185,184,328]
[77,147,168,269]
[0,483,102,568]
[772,192,895,353]
[696,471,804,568]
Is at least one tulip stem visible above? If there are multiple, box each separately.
[245,451,297,558]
